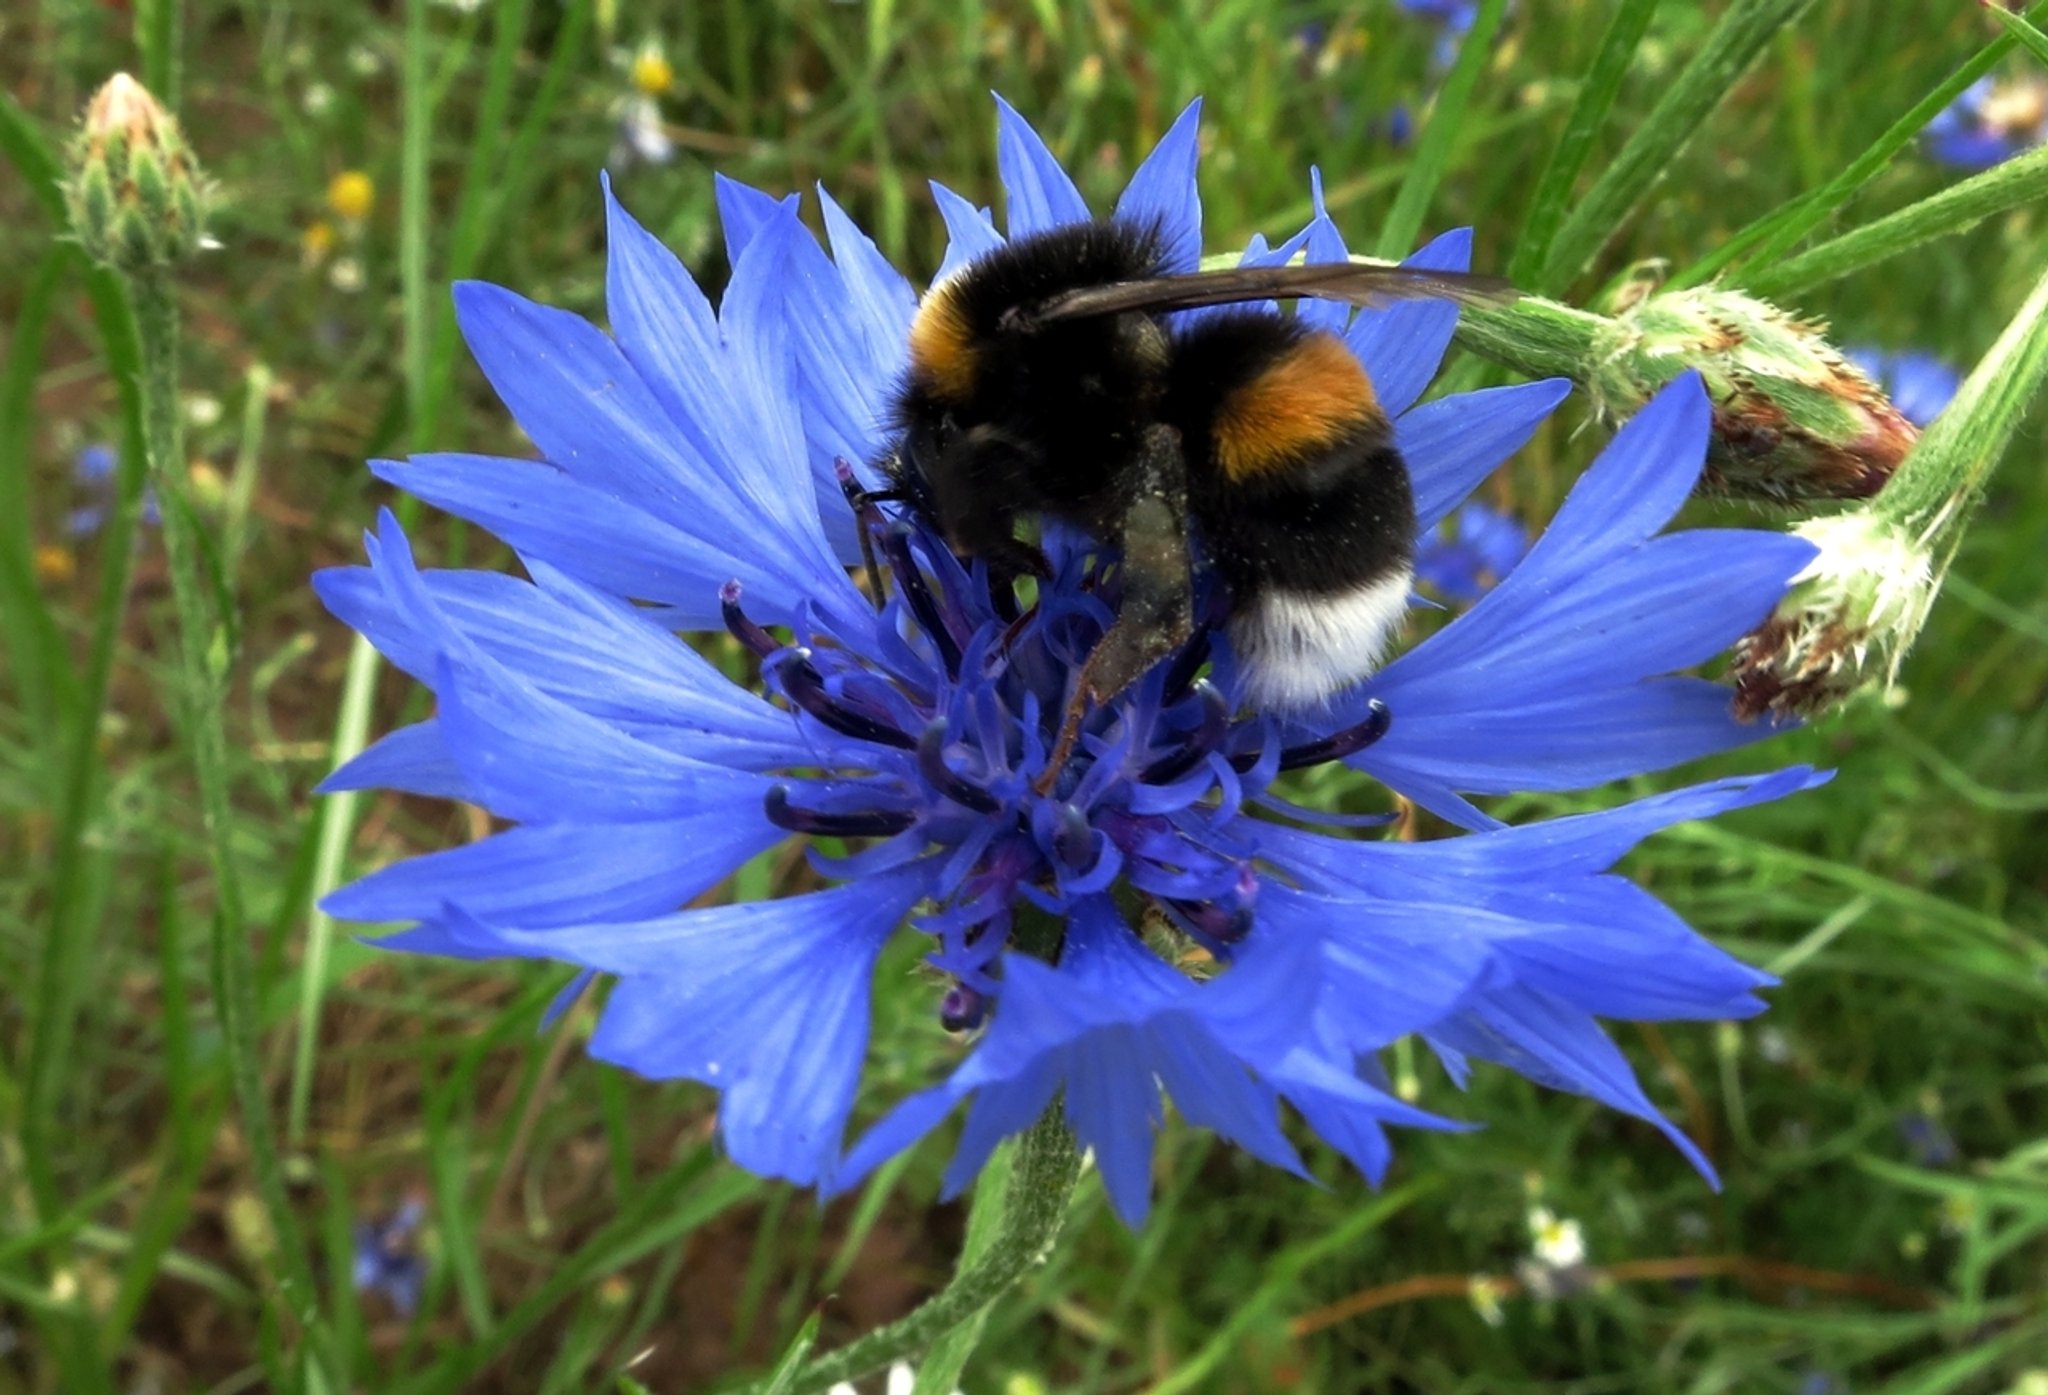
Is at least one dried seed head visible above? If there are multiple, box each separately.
[1731,512,1937,722]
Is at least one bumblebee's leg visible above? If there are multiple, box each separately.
[937,426,1053,605]
[837,469,907,600]
[1038,424,1192,791]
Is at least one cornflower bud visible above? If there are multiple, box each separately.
[1587,287,1916,502]
[1733,257,2048,720]
[65,73,211,273]
[1441,277,1918,506]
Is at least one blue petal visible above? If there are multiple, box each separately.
[1403,379,1571,534]
[491,867,929,1185]
[1348,227,1472,416]
[993,94,1091,236]
[771,204,907,528]
[715,209,879,612]
[929,181,1007,281]
[324,812,784,929]
[1112,99,1204,271]
[1518,373,1710,580]
[713,173,801,267]
[316,517,805,767]
[1346,378,1819,814]
[318,719,476,801]
[431,652,770,824]
[1293,171,1353,336]
[368,455,737,627]
[817,183,920,379]
[1426,985,1720,1184]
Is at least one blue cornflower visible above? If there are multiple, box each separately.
[1922,75,2048,170]
[351,1198,426,1316]
[1399,0,1480,70]
[319,98,1819,1224]
[68,443,161,537]
[1844,346,1960,429]
[1412,499,1527,602]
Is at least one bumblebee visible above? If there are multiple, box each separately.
[880,219,1511,728]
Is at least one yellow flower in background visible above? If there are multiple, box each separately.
[302,219,335,266]
[326,169,375,222]
[629,41,674,98]
[34,544,75,586]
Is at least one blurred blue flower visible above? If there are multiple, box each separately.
[351,1199,425,1316]
[1922,75,2048,169]
[1897,1108,1959,1168]
[1413,499,1528,602]
[67,443,161,537]
[1844,346,1961,429]
[319,98,1818,1224]
[1400,0,1480,70]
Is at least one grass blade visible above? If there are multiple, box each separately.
[1540,0,1816,289]
[1509,0,1660,290]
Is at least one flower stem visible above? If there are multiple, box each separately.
[752,1107,1081,1395]
[1876,254,2048,532]
[130,272,331,1365]
[1446,293,1606,383]
[1743,143,2048,301]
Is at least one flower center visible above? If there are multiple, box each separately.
[719,461,1394,1028]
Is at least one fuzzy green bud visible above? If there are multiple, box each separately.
[1587,287,1916,503]
[65,73,210,274]
[1729,512,1934,721]
[1449,283,1918,505]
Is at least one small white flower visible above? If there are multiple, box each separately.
[1528,1206,1586,1270]
[184,393,223,428]
[610,95,676,170]
[826,1362,959,1395]
[302,82,335,118]
[328,257,366,294]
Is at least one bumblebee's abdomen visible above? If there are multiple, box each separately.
[1172,314,1417,708]
[1210,332,1381,483]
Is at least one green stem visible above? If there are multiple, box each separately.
[131,273,331,1370]
[1540,0,1815,291]
[1742,143,2048,301]
[1446,293,1606,382]
[1669,22,2025,290]
[1876,255,2048,530]
[749,1108,1081,1395]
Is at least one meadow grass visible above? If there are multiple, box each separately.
[3,2,2046,1392]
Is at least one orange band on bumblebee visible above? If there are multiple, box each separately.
[1211,336,1381,482]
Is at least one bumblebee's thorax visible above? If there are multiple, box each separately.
[896,222,1175,542]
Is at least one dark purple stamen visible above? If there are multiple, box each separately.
[1277,699,1392,771]
[836,458,893,599]
[1139,680,1230,785]
[765,785,917,839]
[774,653,919,750]
[940,982,987,1032]
[720,580,781,660]
[1166,895,1255,947]
[918,719,1002,813]
[876,524,964,677]
[1053,803,1094,870]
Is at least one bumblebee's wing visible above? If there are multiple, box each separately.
[1010,263,1515,329]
